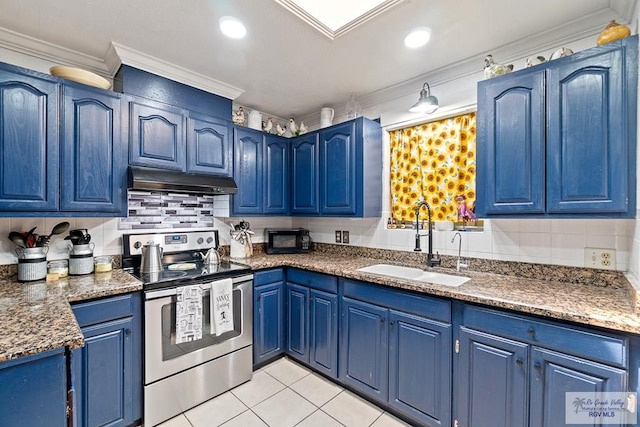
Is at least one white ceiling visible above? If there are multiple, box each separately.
[0,0,635,120]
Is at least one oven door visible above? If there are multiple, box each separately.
[144,274,253,384]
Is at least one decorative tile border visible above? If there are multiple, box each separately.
[119,191,215,230]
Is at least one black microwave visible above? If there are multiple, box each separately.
[265,228,310,254]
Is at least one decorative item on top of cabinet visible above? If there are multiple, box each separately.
[247,109,262,130]
[232,106,245,125]
[483,54,513,79]
[597,20,631,46]
[263,117,273,133]
[289,118,298,135]
[275,122,286,136]
[549,47,573,60]
[298,121,308,135]
[525,56,546,67]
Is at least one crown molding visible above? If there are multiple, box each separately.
[0,26,109,76]
[108,42,244,100]
[273,0,407,40]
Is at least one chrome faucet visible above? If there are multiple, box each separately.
[414,199,441,267]
[451,232,468,272]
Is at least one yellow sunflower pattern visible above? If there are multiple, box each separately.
[390,112,476,222]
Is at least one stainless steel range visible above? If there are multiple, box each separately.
[122,230,253,427]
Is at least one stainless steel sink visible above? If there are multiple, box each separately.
[357,264,470,287]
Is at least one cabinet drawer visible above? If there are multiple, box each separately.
[287,269,338,293]
[255,269,284,286]
[463,304,627,367]
[342,279,451,323]
[72,293,135,327]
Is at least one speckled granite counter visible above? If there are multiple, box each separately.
[233,252,640,335]
[0,270,142,362]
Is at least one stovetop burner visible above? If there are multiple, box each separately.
[127,260,251,290]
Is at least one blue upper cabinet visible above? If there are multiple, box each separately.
[263,135,290,214]
[0,67,59,212]
[128,97,186,171]
[186,113,231,176]
[477,35,637,217]
[291,133,320,215]
[61,85,125,213]
[319,117,382,217]
[232,127,264,215]
[477,71,545,215]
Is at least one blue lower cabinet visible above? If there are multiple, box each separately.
[388,310,451,427]
[286,283,309,363]
[456,327,529,427]
[309,289,338,378]
[0,348,67,427]
[339,297,389,401]
[71,293,142,427]
[253,270,285,366]
[529,347,627,427]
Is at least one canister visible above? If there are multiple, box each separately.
[16,247,48,282]
[69,243,95,275]
[47,260,69,278]
[94,256,114,273]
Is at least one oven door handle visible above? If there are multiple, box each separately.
[145,280,248,301]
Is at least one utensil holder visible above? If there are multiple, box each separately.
[18,258,47,282]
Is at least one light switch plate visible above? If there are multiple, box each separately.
[335,230,342,243]
[342,230,350,244]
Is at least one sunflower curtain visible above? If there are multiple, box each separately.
[389,112,476,222]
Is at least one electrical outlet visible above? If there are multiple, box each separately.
[342,230,350,244]
[584,247,616,270]
[335,230,342,243]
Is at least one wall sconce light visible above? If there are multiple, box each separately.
[409,82,439,114]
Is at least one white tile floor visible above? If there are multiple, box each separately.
[157,357,412,427]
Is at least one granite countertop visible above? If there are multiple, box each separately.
[0,270,142,363]
[235,253,640,335]
[2,250,639,363]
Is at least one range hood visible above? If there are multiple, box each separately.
[128,165,238,195]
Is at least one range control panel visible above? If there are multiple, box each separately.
[123,230,219,256]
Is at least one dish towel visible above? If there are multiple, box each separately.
[175,284,203,344]
[210,278,234,336]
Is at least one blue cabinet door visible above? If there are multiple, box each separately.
[529,347,627,427]
[309,288,338,377]
[0,348,67,427]
[339,297,388,401]
[546,38,636,214]
[291,133,320,215]
[477,70,545,216]
[320,122,357,215]
[129,98,186,171]
[254,281,285,366]
[187,113,231,176]
[389,310,451,427]
[264,135,290,214]
[286,282,309,363]
[72,316,134,427]
[232,127,264,215]
[457,327,528,427]
[0,70,59,211]
[61,85,125,213]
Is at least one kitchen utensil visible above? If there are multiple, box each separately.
[22,226,37,247]
[140,241,164,273]
[65,229,89,245]
[8,232,26,247]
[199,248,221,266]
[37,221,70,246]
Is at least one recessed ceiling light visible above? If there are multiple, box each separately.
[219,16,247,39]
[404,27,431,48]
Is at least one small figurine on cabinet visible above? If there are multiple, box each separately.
[298,121,308,135]
[262,117,273,133]
[483,55,513,79]
[232,106,245,125]
[525,56,546,67]
[289,118,298,136]
[275,123,286,136]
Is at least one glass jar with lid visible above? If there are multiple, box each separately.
[47,260,69,278]
[94,256,114,273]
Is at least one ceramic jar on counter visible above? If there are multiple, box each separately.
[68,243,95,275]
